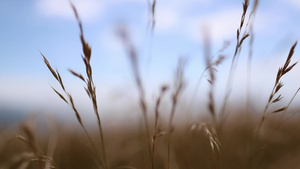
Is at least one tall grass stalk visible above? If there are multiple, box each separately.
[202,31,224,169]
[70,5,109,169]
[219,0,253,127]
[266,87,300,141]
[249,42,298,169]
[147,0,156,34]
[152,85,168,169]
[117,26,153,169]
[202,31,216,122]
[167,58,186,169]
[187,41,229,118]
[42,4,109,169]
[278,87,300,123]
[246,0,259,114]
[255,42,298,138]
[42,54,101,166]
[15,123,58,169]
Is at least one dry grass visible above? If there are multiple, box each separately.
[219,0,254,126]
[246,0,259,114]
[147,0,156,34]
[167,58,186,169]
[42,4,108,169]
[3,114,300,169]
[256,42,298,138]
[152,85,168,169]
[117,26,154,169]
[1,0,300,169]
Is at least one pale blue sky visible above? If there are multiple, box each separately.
[1,0,300,121]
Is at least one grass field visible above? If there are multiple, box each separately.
[1,0,300,169]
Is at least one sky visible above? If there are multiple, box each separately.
[1,0,300,124]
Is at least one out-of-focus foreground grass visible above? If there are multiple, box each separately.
[1,111,300,169]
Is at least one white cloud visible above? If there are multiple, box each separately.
[287,0,300,7]
[185,7,286,43]
[187,9,241,42]
[254,9,288,36]
[155,8,179,32]
[153,0,184,33]
[154,2,241,41]
[36,0,103,22]
[108,0,145,4]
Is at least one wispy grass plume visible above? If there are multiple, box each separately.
[256,41,298,138]
[167,57,186,169]
[246,0,259,113]
[147,0,157,34]
[152,85,168,169]
[219,0,252,127]
[42,4,109,169]
[117,26,153,169]
[14,123,57,169]
[70,4,109,169]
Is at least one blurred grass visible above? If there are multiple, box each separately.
[2,0,300,168]
[1,111,300,169]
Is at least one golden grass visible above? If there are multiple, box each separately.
[152,85,168,169]
[219,0,254,126]
[3,113,300,169]
[42,4,109,169]
[117,25,153,169]
[167,58,186,169]
[1,0,300,169]
[256,42,298,138]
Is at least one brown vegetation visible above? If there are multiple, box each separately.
[1,0,300,169]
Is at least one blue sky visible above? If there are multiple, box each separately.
[1,0,300,122]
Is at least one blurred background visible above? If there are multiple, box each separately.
[1,0,300,127]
